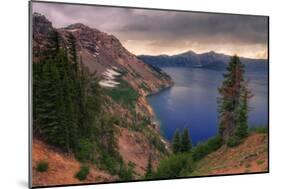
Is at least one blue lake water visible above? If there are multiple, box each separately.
[147,67,268,145]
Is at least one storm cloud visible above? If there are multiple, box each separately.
[32,2,268,58]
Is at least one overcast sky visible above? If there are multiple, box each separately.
[32,2,268,59]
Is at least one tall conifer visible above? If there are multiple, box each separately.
[172,129,181,153]
[181,128,192,153]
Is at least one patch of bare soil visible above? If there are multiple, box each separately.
[193,133,268,176]
[117,127,161,177]
[32,138,117,187]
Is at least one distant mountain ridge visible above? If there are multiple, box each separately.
[138,51,268,71]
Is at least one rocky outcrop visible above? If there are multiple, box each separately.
[32,13,59,62]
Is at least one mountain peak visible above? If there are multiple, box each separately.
[32,12,52,27]
[33,12,44,17]
[66,23,91,30]
[179,50,197,56]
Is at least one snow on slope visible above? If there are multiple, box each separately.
[99,67,121,88]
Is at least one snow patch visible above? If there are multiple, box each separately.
[66,29,80,32]
[99,81,119,87]
[99,67,121,88]
[92,52,99,57]
[104,69,120,80]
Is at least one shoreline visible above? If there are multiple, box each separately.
[145,84,174,151]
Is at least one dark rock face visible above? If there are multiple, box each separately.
[138,51,268,71]
[32,12,58,62]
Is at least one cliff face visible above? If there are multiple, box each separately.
[32,12,172,181]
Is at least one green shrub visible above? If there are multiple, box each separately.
[192,136,223,161]
[154,153,193,179]
[97,150,124,176]
[206,135,223,151]
[74,138,94,162]
[75,165,90,181]
[227,136,242,147]
[119,161,135,181]
[257,159,265,165]
[249,126,268,134]
[106,79,139,110]
[192,143,209,161]
[36,161,49,172]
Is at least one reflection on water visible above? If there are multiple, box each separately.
[147,67,268,145]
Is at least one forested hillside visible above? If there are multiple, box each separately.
[32,13,173,186]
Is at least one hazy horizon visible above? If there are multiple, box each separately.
[32,2,268,59]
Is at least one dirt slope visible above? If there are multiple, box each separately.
[118,128,164,177]
[191,133,268,176]
[32,138,117,187]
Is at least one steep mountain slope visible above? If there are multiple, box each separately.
[33,12,173,124]
[33,13,172,94]
[138,51,267,71]
[32,138,117,187]
[188,133,268,176]
[32,12,173,185]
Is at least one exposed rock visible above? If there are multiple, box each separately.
[32,12,58,62]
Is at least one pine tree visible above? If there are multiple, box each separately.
[33,34,117,161]
[35,57,62,146]
[145,155,153,179]
[67,33,78,72]
[172,129,181,154]
[235,87,252,139]
[181,128,192,153]
[218,55,245,139]
[219,56,253,146]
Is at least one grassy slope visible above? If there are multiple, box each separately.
[188,133,268,176]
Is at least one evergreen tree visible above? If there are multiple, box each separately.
[181,128,192,153]
[145,155,153,179]
[33,34,121,164]
[235,87,252,139]
[67,33,78,72]
[218,55,252,141]
[172,129,181,154]
[218,55,244,139]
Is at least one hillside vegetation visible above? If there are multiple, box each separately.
[32,13,172,186]
[152,132,268,179]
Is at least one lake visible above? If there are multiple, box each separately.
[147,67,268,145]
